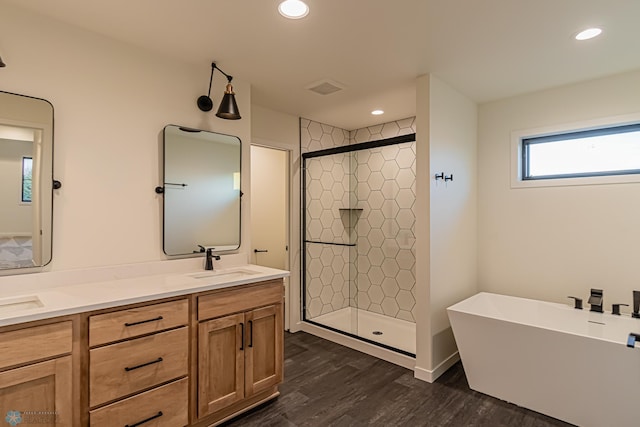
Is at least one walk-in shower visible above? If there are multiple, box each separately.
[302,133,416,355]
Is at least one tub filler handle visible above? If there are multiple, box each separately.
[567,296,583,310]
[612,303,629,316]
[627,333,640,348]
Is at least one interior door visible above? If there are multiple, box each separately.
[250,145,290,328]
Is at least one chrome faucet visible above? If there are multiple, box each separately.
[588,288,604,313]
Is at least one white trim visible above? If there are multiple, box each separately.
[511,111,640,188]
[413,351,460,383]
[0,233,32,238]
[300,322,416,369]
[252,137,296,152]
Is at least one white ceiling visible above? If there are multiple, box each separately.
[6,0,640,130]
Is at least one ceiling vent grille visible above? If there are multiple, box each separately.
[306,79,345,95]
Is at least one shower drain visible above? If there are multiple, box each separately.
[372,331,383,335]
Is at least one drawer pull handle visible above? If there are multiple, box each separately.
[124,316,163,327]
[248,320,253,348]
[124,357,163,372]
[125,411,163,427]
[240,322,245,350]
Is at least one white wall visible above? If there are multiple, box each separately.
[415,74,478,382]
[251,105,299,147]
[429,75,478,365]
[0,4,251,271]
[478,70,640,309]
[414,75,431,374]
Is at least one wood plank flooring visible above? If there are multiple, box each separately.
[222,331,573,427]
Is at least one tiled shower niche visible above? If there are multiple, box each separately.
[302,118,416,326]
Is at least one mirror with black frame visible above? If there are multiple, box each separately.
[159,125,241,256]
[0,91,54,271]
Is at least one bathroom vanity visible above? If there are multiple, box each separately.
[0,262,287,427]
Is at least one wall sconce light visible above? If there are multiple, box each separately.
[197,62,241,120]
[0,56,6,68]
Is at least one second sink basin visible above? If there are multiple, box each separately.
[0,295,44,315]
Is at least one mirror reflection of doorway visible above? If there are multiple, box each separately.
[0,124,38,269]
[250,145,290,328]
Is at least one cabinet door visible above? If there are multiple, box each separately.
[0,356,72,427]
[245,304,283,397]
[198,313,245,418]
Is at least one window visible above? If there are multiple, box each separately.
[522,123,640,180]
[22,157,32,203]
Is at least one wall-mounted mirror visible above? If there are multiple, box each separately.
[0,91,54,271]
[160,125,241,256]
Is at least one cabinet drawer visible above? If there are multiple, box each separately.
[90,377,188,427]
[89,327,188,407]
[89,299,188,347]
[0,321,72,370]
[198,280,283,321]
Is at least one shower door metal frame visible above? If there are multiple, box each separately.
[301,133,416,357]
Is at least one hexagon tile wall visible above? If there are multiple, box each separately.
[302,117,416,322]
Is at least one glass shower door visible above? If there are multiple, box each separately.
[303,136,417,355]
[303,151,358,335]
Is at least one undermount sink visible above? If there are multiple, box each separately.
[189,268,261,282]
[0,295,44,314]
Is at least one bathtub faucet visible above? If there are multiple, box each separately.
[588,288,604,313]
[627,333,640,348]
[612,303,629,316]
[567,296,583,309]
[632,290,640,319]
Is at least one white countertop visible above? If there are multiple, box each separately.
[0,262,289,327]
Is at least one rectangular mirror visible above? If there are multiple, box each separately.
[160,125,241,256]
[0,91,54,271]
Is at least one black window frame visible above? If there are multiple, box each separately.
[522,122,640,181]
[21,156,33,203]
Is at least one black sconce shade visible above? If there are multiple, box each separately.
[216,83,241,120]
[0,56,6,68]
[197,62,241,120]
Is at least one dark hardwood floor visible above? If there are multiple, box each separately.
[223,331,573,427]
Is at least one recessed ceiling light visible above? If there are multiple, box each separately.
[278,0,309,19]
[371,110,384,116]
[575,27,602,41]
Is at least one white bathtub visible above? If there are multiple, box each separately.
[447,292,640,427]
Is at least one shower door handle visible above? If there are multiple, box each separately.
[254,249,268,253]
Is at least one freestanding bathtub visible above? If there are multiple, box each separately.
[447,292,640,427]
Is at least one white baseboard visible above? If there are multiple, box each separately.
[414,351,460,383]
[288,320,303,333]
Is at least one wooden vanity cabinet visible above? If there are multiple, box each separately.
[0,277,285,427]
[196,279,284,424]
[87,298,189,427]
[0,320,74,427]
